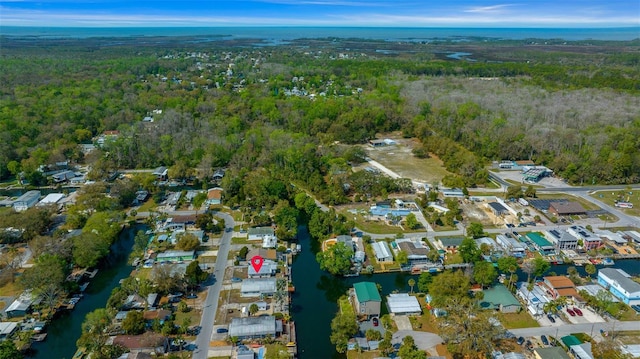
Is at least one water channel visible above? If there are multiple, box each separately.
[291,225,640,359]
[30,224,143,359]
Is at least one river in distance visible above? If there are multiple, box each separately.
[291,225,640,359]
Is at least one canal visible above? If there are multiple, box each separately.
[291,225,640,359]
[30,224,143,359]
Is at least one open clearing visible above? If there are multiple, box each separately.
[362,136,452,186]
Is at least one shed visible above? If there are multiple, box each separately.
[386,293,421,315]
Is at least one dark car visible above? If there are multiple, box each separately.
[517,337,525,345]
[567,308,576,316]
[547,314,556,323]
[216,328,228,333]
[186,293,198,299]
[541,335,549,346]
[525,340,533,350]
[372,317,379,327]
[573,307,583,316]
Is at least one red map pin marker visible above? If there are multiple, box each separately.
[250,255,264,273]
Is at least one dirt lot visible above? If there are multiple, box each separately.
[362,135,452,185]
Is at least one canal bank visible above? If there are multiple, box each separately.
[291,225,640,359]
[30,224,143,359]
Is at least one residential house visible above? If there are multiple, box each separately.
[526,232,555,255]
[441,188,465,197]
[152,166,168,180]
[541,276,581,301]
[205,187,223,206]
[597,268,640,305]
[545,229,578,250]
[165,191,181,207]
[517,282,550,316]
[396,239,429,263]
[155,250,196,263]
[146,293,159,309]
[248,227,275,241]
[479,284,522,313]
[371,241,393,262]
[248,259,277,278]
[212,169,225,182]
[496,234,526,258]
[0,322,18,340]
[95,130,120,147]
[236,346,255,359]
[353,282,381,318]
[122,294,147,310]
[241,278,277,298]
[386,293,421,315]
[439,237,464,252]
[5,291,38,318]
[51,170,76,183]
[37,193,66,208]
[548,202,586,217]
[143,309,171,324]
[13,190,41,212]
[246,248,277,262]
[567,225,602,250]
[228,316,281,340]
[570,342,594,359]
[262,234,277,249]
[475,237,500,253]
[111,333,169,354]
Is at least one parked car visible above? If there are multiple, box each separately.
[372,317,379,327]
[573,307,583,316]
[547,314,556,323]
[517,337,525,345]
[525,340,533,350]
[567,308,576,316]
[231,277,242,283]
[541,335,549,346]
[216,328,228,333]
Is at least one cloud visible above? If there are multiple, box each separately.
[254,0,389,6]
[464,4,515,13]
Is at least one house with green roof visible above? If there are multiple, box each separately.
[527,232,555,255]
[353,282,381,318]
[479,284,522,313]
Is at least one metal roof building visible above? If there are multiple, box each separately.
[372,241,393,262]
[386,293,421,315]
[228,316,280,339]
[241,278,277,298]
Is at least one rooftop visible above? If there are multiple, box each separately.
[480,284,521,309]
[599,268,640,294]
[387,293,421,314]
[354,282,381,302]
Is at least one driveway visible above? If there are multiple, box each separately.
[392,330,443,351]
[393,315,413,331]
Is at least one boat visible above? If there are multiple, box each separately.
[79,282,89,292]
[602,258,615,265]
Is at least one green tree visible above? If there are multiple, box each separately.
[467,222,485,238]
[405,213,420,230]
[473,261,498,288]
[77,308,112,356]
[249,303,259,316]
[0,340,22,359]
[524,185,537,198]
[585,263,596,279]
[19,254,68,313]
[395,250,409,266]
[184,260,208,290]
[316,242,352,276]
[329,298,358,353]
[192,192,207,214]
[73,232,110,268]
[417,272,433,293]
[398,335,426,359]
[365,328,382,341]
[273,200,299,241]
[459,237,481,263]
[175,233,200,251]
[408,278,416,294]
[428,270,471,308]
[122,311,145,335]
[532,257,551,280]
[239,246,249,260]
[506,185,523,199]
[133,230,149,254]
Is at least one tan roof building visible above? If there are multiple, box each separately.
[549,201,586,216]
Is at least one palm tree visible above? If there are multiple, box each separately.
[408,278,416,294]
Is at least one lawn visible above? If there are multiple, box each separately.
[231,237,253,244]
[347,350,383,359]
[590,189,640,217]
[362,136,453,185]
[496,311,540,329]
[0,278,24,297]
[265,343,292,359]
[174,306,202,330]
[137,198,157,213]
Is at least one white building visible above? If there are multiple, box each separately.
[386,293,421,315]
[241,278,277,298]
[597,268,640,305]
[496,234,526,258]
[371,241,393,262]
[545,229,578,250]
[37,193,66,207]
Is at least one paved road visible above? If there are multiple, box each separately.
[192,211,234,359]
[393,330,443,350]
[509,320,640,341]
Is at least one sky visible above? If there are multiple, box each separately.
[0,0,638,28]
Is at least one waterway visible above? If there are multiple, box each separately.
[30,224,143,359]
[291,225,640,359]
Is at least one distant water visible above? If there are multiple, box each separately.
[1,26,639,41]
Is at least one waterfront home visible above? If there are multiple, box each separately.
[246,248,277,262]
[567,225,602,250]
[517,282,549,316]
[479,284,521,313]
[13,190,41,212]
[241,278,277,298]
[0,322,18,340]
[122,294,147,310]
[5,291,38,318]
[371,241,393,263]
[110,332,169,354]
[248,227,276,241]
[248,259,277,278]
[597,268,640,305]
[386,293,421,315]
[545,229,578,250]
[228,316,281,340]
[396,239,429,263]
[155,250,196,263]
[541,276,582,302]
[353,282,381,319]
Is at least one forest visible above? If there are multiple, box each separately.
[1,35,639,202]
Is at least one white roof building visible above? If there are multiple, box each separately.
[37,193,66,206]
[371,241,393,262]
[386,293,421,315]
[241,278,277,297]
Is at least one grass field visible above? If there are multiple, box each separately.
[496,311,540,329]
[362,136,453,185]
[590,190,640,217]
